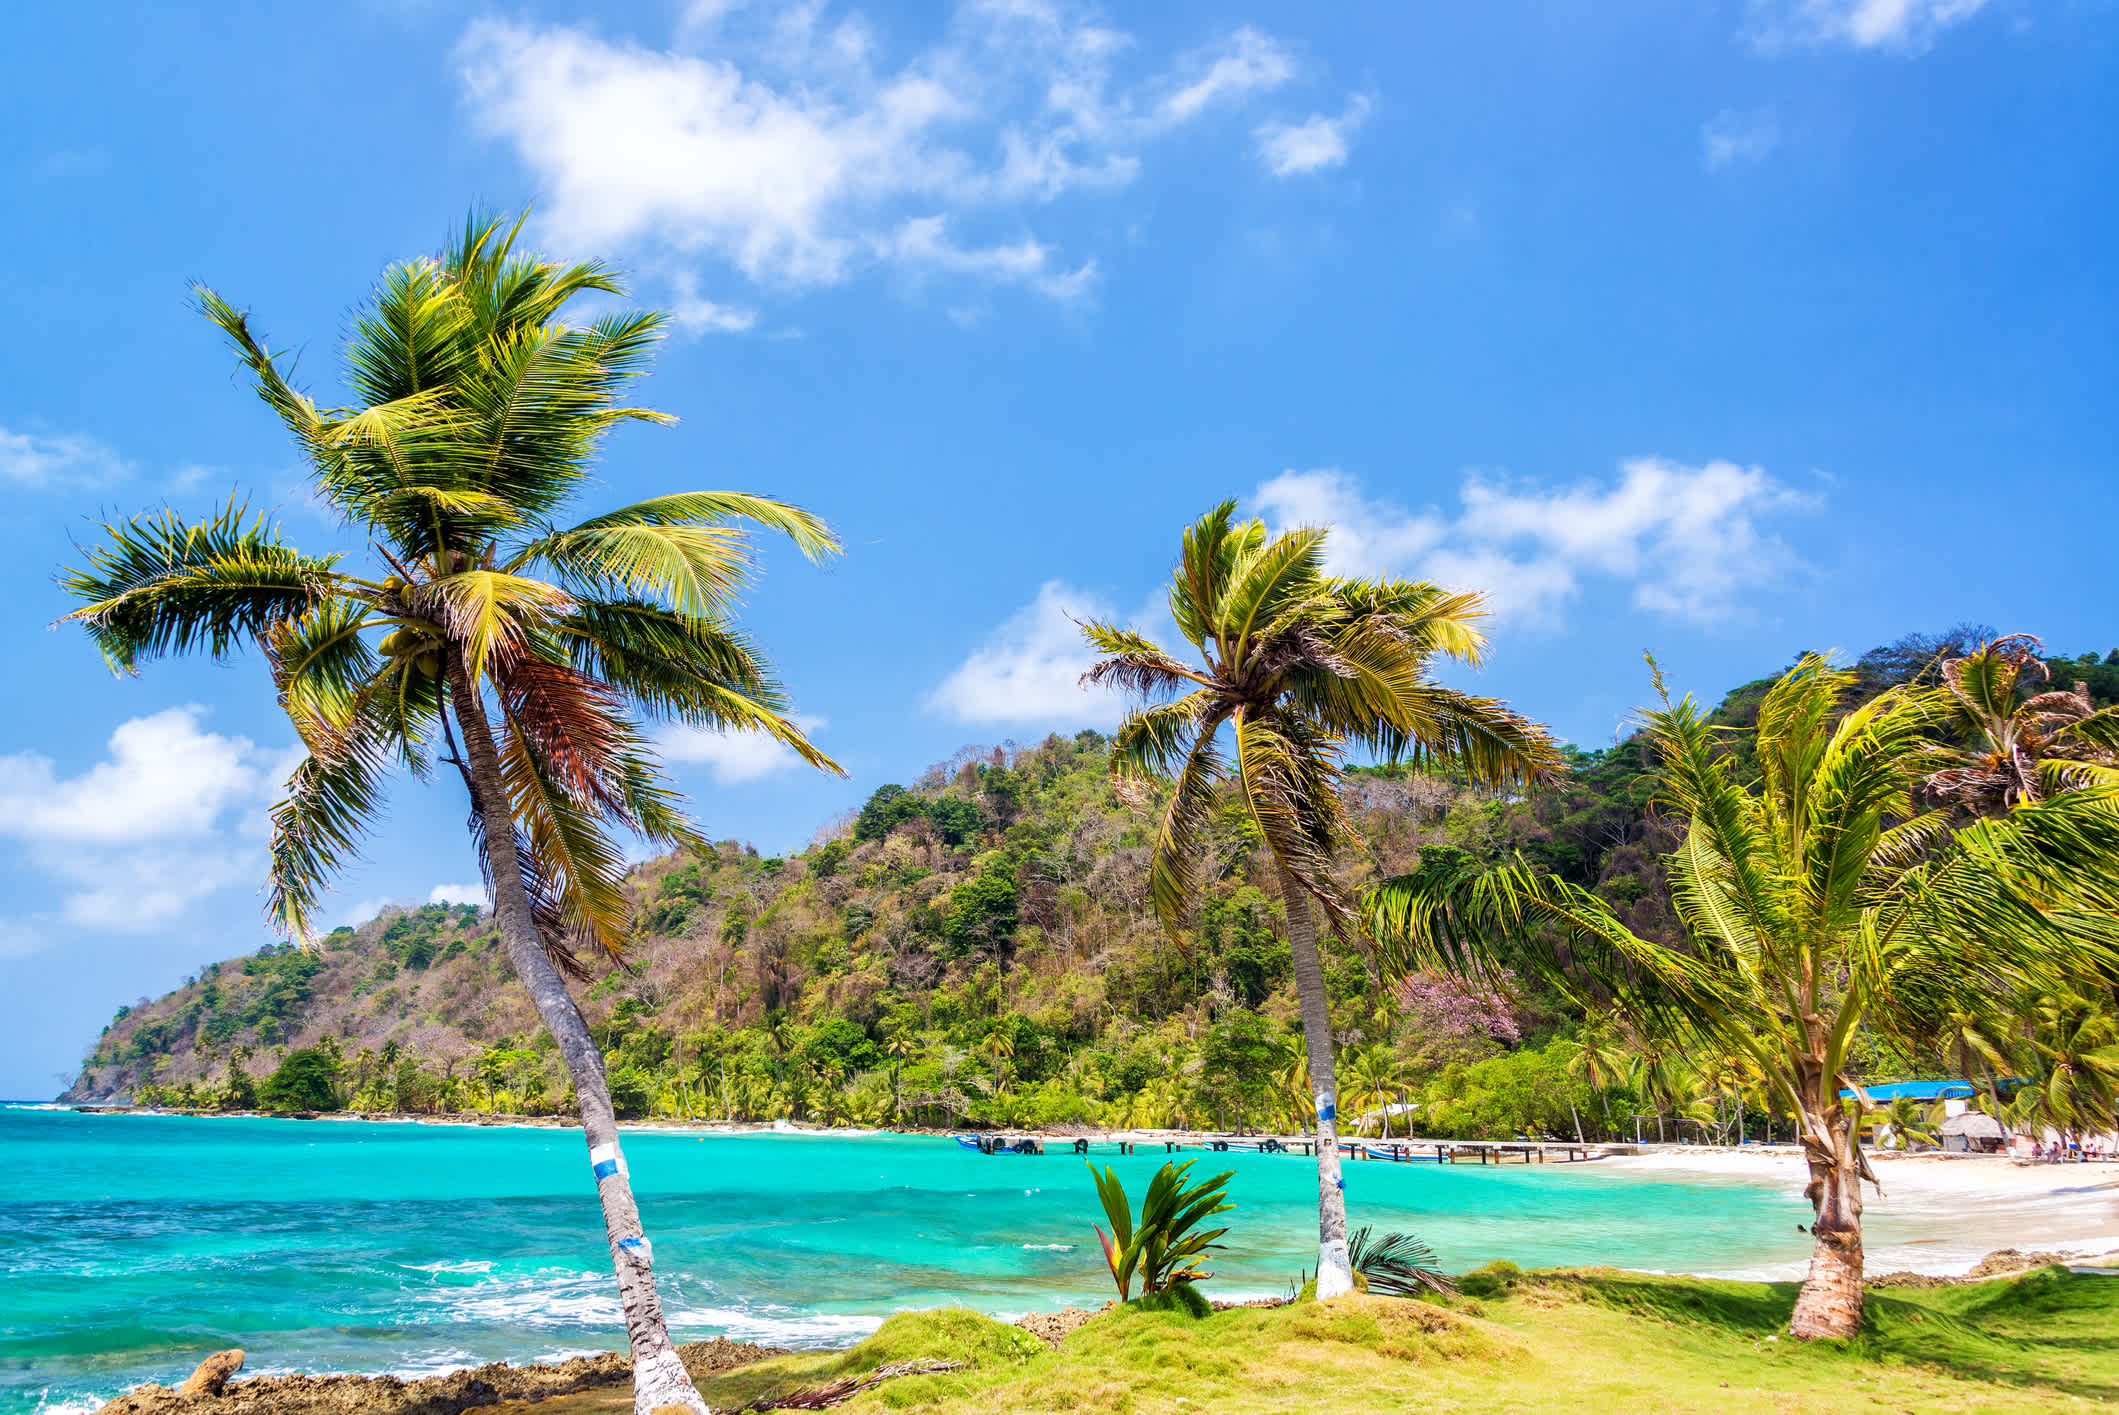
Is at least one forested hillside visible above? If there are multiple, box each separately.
[67,631,2119,1140]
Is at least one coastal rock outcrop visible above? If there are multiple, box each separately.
[92,1338,785,1415]
[176,1352,243,1399]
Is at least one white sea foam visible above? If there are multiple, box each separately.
[401,1260,496,1275]
[1020,1243,1075,1251]
[404,1268,885,1350]
[32,1390,112,1415]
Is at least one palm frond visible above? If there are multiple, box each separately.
[59,501,344,671]
[555,491,838,562]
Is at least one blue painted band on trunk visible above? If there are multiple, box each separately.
[592,1159,619,1180]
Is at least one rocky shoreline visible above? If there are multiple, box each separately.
[92,1340,785,1415]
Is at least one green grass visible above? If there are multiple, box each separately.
[553,1266,2119,1413]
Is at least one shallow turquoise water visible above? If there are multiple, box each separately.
[2,1106,1816,1413]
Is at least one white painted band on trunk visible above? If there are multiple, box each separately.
[588,1143,619,1165]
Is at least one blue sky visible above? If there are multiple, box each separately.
[2,0,2113,1096]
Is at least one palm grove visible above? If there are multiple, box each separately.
[60,216,2119,1376]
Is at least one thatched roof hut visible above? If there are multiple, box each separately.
[1941,1110,2007,1152]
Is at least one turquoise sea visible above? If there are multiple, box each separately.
[4,1106,1822,1413]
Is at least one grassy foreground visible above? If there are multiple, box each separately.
[538,1263,2119,1414]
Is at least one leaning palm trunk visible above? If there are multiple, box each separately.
[1278,864,1354,1296]
[1079,503,1560,1306]
[448,656,704,1414]
[1791,1083,1868,1338]
[58,217,844,1415]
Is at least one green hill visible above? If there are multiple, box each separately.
[65,632,2119,1138]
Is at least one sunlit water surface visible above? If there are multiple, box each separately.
[5,1106,1842,1412]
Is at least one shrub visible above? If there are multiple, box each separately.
[258,1049,342,1112]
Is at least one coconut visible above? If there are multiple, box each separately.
[415,651,441,678]
[378,629,413,657]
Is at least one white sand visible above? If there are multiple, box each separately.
[1597,1147,2119,1279]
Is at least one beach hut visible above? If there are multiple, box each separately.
[1940,1111,2007,1154]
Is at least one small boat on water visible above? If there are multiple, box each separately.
[956,1134,1045,1155]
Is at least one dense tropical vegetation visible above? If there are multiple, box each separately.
[81,634,2119,1176]
[1368,651,2119,1337]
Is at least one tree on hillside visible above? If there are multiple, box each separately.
[58,213,840,1415]
[1080,501,1561,1296]
[1366,656,2119,1338]
[1920,634,2119,814]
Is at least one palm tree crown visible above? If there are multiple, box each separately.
[63,213,839,967]
[1081,500,1561,947]
[1920,634,2119,813]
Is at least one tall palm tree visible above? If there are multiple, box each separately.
[1341,1045,1406,1139]
[58,214,841,1415]
[1934,1005,2017,1119]
[1080,502,1560,1296]
[1921,634,2119,813]
[1566,1019,1630,1139]
[2024,993,2119,1143]
[1367,655,2119,1338]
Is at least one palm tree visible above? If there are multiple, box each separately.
[1934,1006,2017,1119]
[1080,502,1560,1296]
[985,1027,1017,1100]
[1921,634,2119,813]
[58,214,841,1415]
[2024,993,2119,1144]
[1628,1040,1689,1144]
[1341,1045,1406,1139]
[1873,1097,1941,1152]
[1366,655,2119,1338]
[1566,1020,1630,1139]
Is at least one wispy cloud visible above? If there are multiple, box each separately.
[1749,0,1989,53]
[1256,95,1371,177]
[1701,109,1779,170]
[1253,461,1817,625]
[657,714,829,785]
[927,581,1153,726]
[458,5,1299,313]
[0,426,132,488]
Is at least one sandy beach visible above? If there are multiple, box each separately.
[1595,1146,2119,1278]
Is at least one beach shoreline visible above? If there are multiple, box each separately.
[45,1103,2119,1276]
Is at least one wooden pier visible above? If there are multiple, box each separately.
[959,1131,1632,1163]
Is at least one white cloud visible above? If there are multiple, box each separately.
[0,707,291,937]
[429,883,487,909]
[458,6,1296,309]
[1750,0,1988,52]
[927,581,1139,726]
[669,272,758,334]
[1159,27,1294,123]
[0,708,269,846]
[1252,460,1815,625]
[0,426,131,487]
[1701,109,1779,170]
[658,714,829,785]
[1255,95,1370,177]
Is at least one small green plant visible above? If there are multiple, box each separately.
[1088,1159,1234,1301]
[1348,1226,1457,1296]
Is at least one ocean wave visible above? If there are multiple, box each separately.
[1019,1243,1075,1251]
[400,1268,884,1350]
[401,1260,496,1275]
[31,1391,112,1415]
